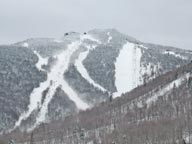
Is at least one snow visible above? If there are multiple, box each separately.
[163,50,187,60]
[114,42,142,97]
[74,34,106,92]
[141,63,152,77]
[74,48,107,92]
[82,34,101,44]
[33,51,48,71]
[184,134,192,143]
[34,39,91,126]
[53,39,63,43]
[107,32,112,43]
[146,73,190,106]
[22,42,29,48]
[139,44,148,50]
[14,35,90,130]
[140,62,160,83]
[14,77,51,128]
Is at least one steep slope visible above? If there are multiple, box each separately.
[0,29,192,133]
[0,46,47,132]
[114,42,142,97]
[2,63,192,144]
[14,37,90,131]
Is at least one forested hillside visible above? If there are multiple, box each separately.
[1,29,191,133]
[1,63,192,144]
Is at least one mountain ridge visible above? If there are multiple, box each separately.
[0,29,192,134]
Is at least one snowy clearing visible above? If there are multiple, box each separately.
[22,42,29,48]
[75,49,107,92]
[14,35,91,130]
[74,34,106,92]
[83,34,101,44]
[33,51,48,71]
[114,42,142,97]
[34,38,91,127]
[146,73,190,106]
[163,50,187,60]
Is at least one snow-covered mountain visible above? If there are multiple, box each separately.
[3,62,192,144]
[0,29,192,132]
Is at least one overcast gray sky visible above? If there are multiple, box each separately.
[0,0,191,49]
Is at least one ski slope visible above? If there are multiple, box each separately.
[114,42,142,97]
[33,51,48,71]
[75,49,107,92]
[14,36,90,129]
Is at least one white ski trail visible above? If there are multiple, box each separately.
[14,36,90,129]
[114,42,142,97]
[75,49,107,92]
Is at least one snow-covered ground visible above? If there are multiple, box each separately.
[53,39,63,43]
[140,62,160,83]
[14,74,51,128]
[139,44,148,50]
[75,48,107,92]
[33,51,48,71]
[107,32,112,43]
[22,42,48,72]
[74,34,107,91]
[22,42,29,48]
[114,42,142,97]
[15,35,92,130]
[146,73,190,106]
[33,40,91,129]
[163,50,187,60]
[83,33,101,44]
[184,133,192,143]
